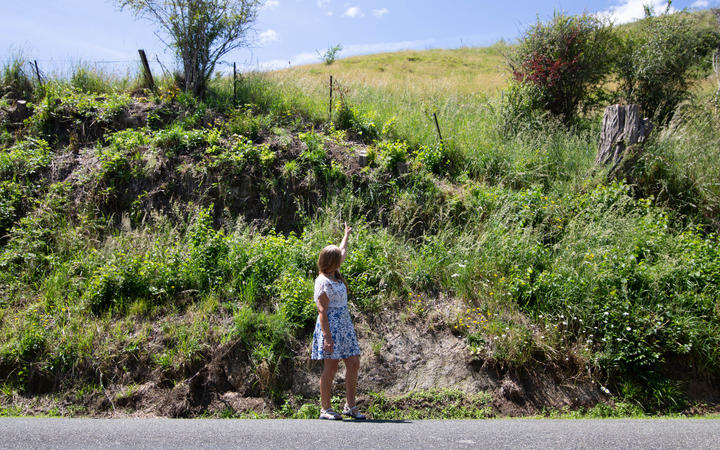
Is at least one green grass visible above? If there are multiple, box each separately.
[1,35,720,416]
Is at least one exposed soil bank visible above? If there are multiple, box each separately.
[2,298,718,418]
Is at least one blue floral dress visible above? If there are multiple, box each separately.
[311,274,361,360]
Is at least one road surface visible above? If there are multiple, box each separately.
[2,418,719,449]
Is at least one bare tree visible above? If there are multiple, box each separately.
[117,0,261,97]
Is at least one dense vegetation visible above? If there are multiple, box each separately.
[1,9,720,417]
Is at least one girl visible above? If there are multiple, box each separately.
[311,223,365,420]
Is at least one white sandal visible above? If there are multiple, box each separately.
[319,408,343,420]
[342,403,366,420]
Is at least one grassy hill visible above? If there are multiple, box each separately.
[274,44,509,97]
[1,14,720,418]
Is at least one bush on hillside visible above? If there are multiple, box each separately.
[71,67,115,94]
[508,12,615,123]
[615,10,720,124]
[0,58,34,100]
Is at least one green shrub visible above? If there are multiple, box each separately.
[225,106,273,140]
[211,136,275,173]
[29,86,133,140]
[0,58,34,100]
[508,12,615,122]
[0,184,69,282]
[481,182,720,381]
[0,181,25,239]
[229,306,293,393]
[152,124,208,156]
[106,128,149,151]
[274,271,315,327]
[186,206,230,290]
[615,11,720,123]
[293,403,321,419]
[0,138,52,181]
[335,101,380,140]
[71,67,113,94]
[413,142,463,176]
[498,81,549,137]
[342,227,400,311]
[242,232,305,302]
[376,140,409,171]
[82,206,230,312]
[318,43,343,65]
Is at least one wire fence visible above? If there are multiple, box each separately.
[18,52,271,82]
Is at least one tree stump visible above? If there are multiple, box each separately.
[596,104,652,169]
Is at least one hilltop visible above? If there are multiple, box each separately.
[273,44,509,96]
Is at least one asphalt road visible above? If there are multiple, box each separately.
[1,418,719,449]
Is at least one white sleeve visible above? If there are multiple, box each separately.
[314,277,328,303]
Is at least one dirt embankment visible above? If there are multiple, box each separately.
[1,297,619,418]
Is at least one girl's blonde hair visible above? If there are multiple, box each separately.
[317,245,349,291]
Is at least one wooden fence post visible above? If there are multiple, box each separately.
[329,75,333,121]
[33,60,44,88]
[433,112,444,147]
[138,49,155,91]
[233,62,238,107]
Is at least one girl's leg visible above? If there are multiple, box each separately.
[343,355,360,407]
[320,359,339,410]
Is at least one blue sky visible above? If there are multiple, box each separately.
[1,0,717,73]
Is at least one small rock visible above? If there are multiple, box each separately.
[358,150,368,167]
[396,161,408,175]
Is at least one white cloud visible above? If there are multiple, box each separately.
[372,8,389,17]
[691,0,710,7]
[259,29,279,45]
[262,0,280,9]
[327,11,334,16]
[343,6,364,18]
[317,0,331,8]
[597,0,676,24]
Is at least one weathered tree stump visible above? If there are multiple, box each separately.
[596,104,652,169]
[8,100,31,123]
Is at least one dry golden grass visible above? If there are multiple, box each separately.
[268,43,510,98]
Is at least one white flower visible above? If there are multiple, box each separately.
[622,312,629,316]
[601,386,611,394]
[451,273,460,278]
[604,311,609,315]
[458,263,466,268]
[626,327,632,331]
